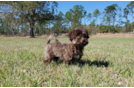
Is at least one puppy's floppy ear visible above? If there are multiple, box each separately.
[68,30,74,41]
[68,29,82,41]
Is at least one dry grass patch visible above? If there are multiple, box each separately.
[91,33,134,37]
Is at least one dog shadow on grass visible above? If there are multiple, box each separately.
[76,59,110,67]
[57,59,110,67]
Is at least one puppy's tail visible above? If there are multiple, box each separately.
[46,35,58,44]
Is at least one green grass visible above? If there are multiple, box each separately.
[0,37,134,87]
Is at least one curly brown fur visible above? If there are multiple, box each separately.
[68,27,89,62]
[44,35,78,65]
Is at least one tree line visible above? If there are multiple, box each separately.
[0,1,134,38]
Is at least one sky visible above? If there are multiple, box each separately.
[56,1,131,26]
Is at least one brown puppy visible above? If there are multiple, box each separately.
[43,35,78,65]
[68,27,89,62]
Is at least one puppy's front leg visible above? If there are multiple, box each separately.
[63,56,72,67]
[71,57,77,64]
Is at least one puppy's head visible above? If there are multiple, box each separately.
[68,27,89,46]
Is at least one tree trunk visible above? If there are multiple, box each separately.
[43,27,45,35]
[108,21,110,33]
[132,13,133,32]
[49,20,52,34]
[113,17,115,33]
[10,25,14,35]
[70,21,72,31]
[38,26,40,36]
[84,17,86,25]
[126,17,127,33]
[96,17,97,27]
[29,23,34,38]
[68,22,70,31]
[59,27,60,35]
[125,22,127,33]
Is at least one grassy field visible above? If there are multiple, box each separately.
[0,36,134,87]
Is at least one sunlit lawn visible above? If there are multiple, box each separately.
[0,36,134,87]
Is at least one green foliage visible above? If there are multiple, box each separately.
[86,13,92,23]
[98,24,122,33]
[0,2,134,35]
[123,8,129,18]
[104,4,118,33]
[127,1,134,32]
[52,11,66,35]
[67,5,87,29]
[93,9,100,26]
[122,8,129,32]
[127,1,134,12]
[93,9,100,19]
[0,1,58,37]
[98,24,108,33]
